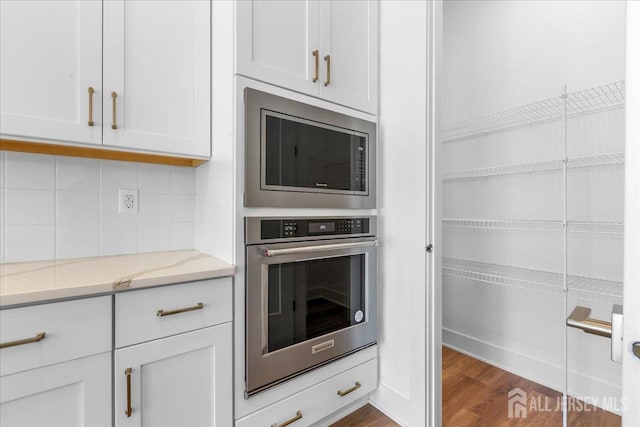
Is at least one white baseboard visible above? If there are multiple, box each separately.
[443,328,622,415]
[368,383,410,426]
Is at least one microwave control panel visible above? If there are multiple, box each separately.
[260,218,370,240]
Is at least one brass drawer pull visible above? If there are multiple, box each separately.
[111,91,118,129]
[124,368,133,417]
[87,87,95,126]
[337,381,361,397]
[271,411,302,427]
[312,49,319,82]
[0,332,46,349]
[157,302,204,317]
[323,54,331,86]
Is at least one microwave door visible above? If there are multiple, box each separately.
[263,112,355,193]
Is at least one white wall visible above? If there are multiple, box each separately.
[0,152,196,263]
[443,0,626,123]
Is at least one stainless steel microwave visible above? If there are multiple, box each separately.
[244,89,377,209]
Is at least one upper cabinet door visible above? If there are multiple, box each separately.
[0,0,102,145]
[319,0,378,114]
[236,0,320,96]
[103,0,211,158]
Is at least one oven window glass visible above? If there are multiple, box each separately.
[267,254,365,353]
[264,114,367,193]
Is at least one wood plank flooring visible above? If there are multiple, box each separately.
[442,346,621,426]
[331,347,621,426]
[330,404,400,427]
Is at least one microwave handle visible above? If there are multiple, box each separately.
[263,240,377,257]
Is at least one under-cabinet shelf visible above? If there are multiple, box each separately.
[442,81,625,142]
[442,219,624,235]
[442,152,624,181]
[442,257,623,304]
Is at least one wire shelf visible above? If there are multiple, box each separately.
[442,159,563,181]
[442,257,623,300]
[442,152,624,181]
[442,81,625,142]
[443,219,624,235]
[442,219,563,232]
[567,152,625,169]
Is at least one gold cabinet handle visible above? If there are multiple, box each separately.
[337,381,361,397]
[87,87,95,126]
[157,302,204,317]
[111,91,118,129]
[0,332,46,349]
[124,368,133,417]
[323,54,331,86]
[312,50,319,82]
[271,411,302,427]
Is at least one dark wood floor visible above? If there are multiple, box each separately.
[442,346,620,426]
[331,347,621,426]
[330,404,399,427]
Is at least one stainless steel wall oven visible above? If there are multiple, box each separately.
[245,89,377,209]
[245,217,378,396]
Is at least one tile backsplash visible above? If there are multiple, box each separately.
[0,151,196,263]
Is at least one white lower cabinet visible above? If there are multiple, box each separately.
[114,324,232,427]
[236,358,377,427]
[0,351,112,427]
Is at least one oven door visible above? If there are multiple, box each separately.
[245,238,377,396]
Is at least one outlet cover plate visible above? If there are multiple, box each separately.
[119,189,138,214]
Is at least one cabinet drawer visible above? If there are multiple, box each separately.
[115,278,232,348]
[236,358,377,427]
[0,296,112,376]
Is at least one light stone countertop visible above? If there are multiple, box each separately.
[0,250,235,307]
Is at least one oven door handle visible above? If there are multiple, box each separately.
[262,240,377,257]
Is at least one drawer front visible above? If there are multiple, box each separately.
[236,358,377,427]
[0,296,112,376]
[115,278,232,348]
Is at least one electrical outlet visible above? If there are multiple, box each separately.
[119,189,138,214]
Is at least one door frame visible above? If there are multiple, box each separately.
[623,1,640,425]
[426,1,443,426]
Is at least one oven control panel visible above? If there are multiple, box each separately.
[260,218,370,240]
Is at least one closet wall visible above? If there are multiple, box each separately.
[442,0,626,403]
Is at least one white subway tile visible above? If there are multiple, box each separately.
[4,225,55,262]
[56,224,100,259]
[0,151,5,188]
[139,193,171,222]
[56,191,100,225]
[0,226,4,263]
[0,189,4,227]
[4,152,55,189]
[100,160,138,191]
[5,189,55,225]
[56,157,100,191]
[171,222,195,250]
[139,164,172,194]
[171,194,196,222]
[139,222,172,253]
[100,192,138,256]
[171,166,196,194]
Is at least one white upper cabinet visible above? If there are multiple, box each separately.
[236,0,319,96]
[0,0,211,160]
[319,0,378,114]
[0,0,102,145]
[103,0,211,157]
[236,0,378,114]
